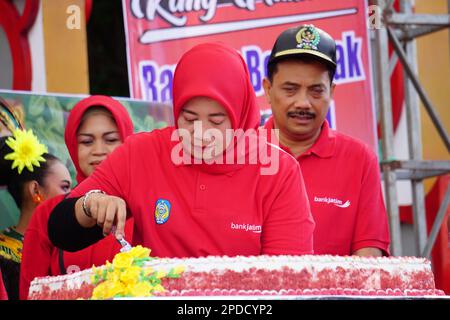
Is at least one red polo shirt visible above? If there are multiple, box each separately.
[264,118,390,256]
[69,127,315,258]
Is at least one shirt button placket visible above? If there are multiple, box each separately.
[195,173,208,214]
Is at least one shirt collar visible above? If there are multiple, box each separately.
[263,117,336,159]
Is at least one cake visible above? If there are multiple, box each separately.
[28,246,445,300]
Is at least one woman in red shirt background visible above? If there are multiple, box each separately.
[20,95,134,299]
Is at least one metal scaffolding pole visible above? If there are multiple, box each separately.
[373,0,450,258]
[387,28,450,151]
[399,0,428,257]
[374,0,402,256]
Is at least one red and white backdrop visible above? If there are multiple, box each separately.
[0,0,39,90]
[122,0,378,151]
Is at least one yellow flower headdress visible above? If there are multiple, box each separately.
[4,129,48,174]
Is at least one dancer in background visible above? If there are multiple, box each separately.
[1,131,71,300]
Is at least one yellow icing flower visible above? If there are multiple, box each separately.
[4,129,48,174]
[128,245,151,259]
[152,284,165,293]
[106,281,127,298]
[90,265,107,283]
[128,282,153,297]
[112,252,134,269]
[172,265,185,275]
[106,269,121,282]
[91,265,101,276]
[90,246,181,299]
[92,280,127,300]
[119,266,141,285]
[92,281,109,300]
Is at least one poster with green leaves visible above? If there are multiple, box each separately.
[0,90,173,230]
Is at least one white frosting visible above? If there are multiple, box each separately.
[28,255,433,298]
[143,254,430,273]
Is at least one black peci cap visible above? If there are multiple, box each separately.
[268,24,337,72]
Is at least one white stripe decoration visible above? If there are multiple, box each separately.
[139,8,358,44]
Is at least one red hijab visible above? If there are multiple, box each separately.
[65,95,134,183]
[173,42,260,131]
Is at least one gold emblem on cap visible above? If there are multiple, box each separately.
[296,25,320,51]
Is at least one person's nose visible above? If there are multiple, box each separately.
[91,140,108,155]
[193,120,214,146]
[293,90,312,110]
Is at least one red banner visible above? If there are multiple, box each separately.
[123,0,377,151]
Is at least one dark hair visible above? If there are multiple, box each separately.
[0,136,61,209]
[267,55,335,84]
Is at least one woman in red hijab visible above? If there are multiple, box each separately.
[19,96,134,299]
[48,43,314,259]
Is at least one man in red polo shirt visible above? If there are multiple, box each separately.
[263,25,390,256]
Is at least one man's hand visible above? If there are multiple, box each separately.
[75,193,127,239]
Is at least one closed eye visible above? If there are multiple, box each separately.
[103,132,121,144]
[78,133,94,145]
[312,88,324,94]
[182,110,198,123]
[282,86,298,93]
[184,116,197,123]
[105,138,120,144]
[79,139,93,145]
[310,85,326,94]
[209,115,226,125]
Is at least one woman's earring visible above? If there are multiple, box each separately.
[32,193,43,204]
